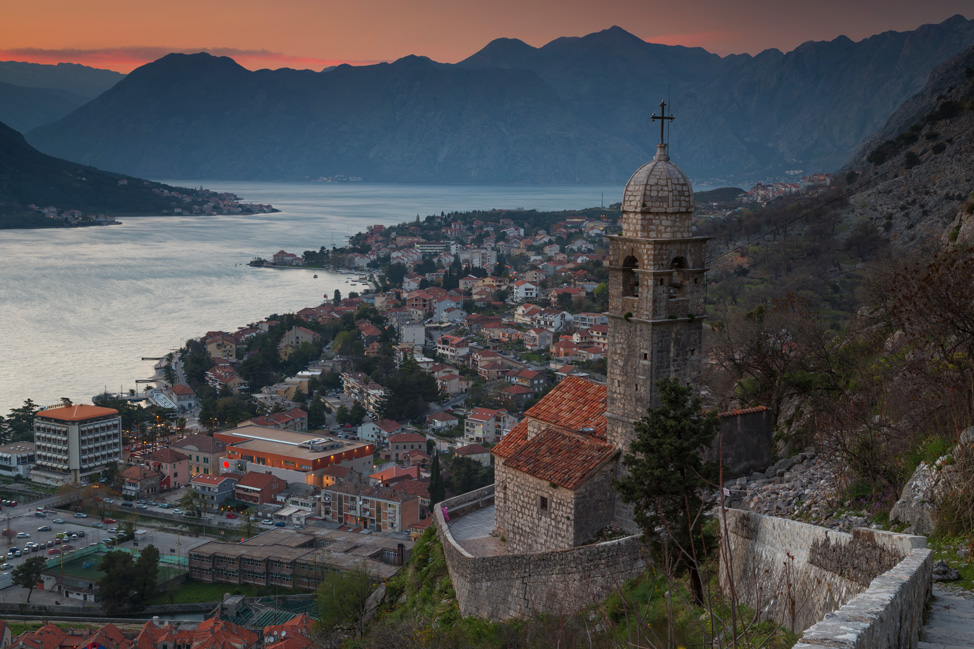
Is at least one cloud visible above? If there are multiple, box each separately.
[0,46,383,73]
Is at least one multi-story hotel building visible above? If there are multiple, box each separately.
[31,404,122,485]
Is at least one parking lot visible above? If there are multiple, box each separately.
[0,500,223,576]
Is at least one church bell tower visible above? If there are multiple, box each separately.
[605,102,708,453]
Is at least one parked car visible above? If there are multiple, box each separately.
[274,521,286,527]
[16,532,29,539]
[260,519,274,525]
[158,503,170,509]
[37,525,51,532]
[52,518,64,524]
[46,540,54,548]
[225,512,237,519]
[74,512,88,518]
[62,544,74,551]
[121,502,133,507]
[12,550,20,557]
[173,508,184,515]
[77,530,85,538]
[92,522,104,529]
[1,563,12,570]
[33,512,46,518]
[107,527,117,534]
[102,518,116,524]
[137,504,148,510]
[47,548,60,555]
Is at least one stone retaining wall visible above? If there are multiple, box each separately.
[721,509,931,647]
[435,485,647,620]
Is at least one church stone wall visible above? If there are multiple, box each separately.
[720,509,930,640]
[436,486,647,621]
[494,460,616,554]
[571,460,618,545]
[606,314,703,449]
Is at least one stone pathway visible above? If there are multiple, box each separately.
[919,585,974,649]
[445,505,506,556]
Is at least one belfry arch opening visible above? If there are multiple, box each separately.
[668,256,688,298]
[621,255,639,297]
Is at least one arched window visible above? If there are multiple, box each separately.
[622,255,639,297]
[669,256,688,298]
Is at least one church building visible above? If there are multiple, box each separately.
[492,105,708,553]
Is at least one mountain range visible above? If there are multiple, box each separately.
[15,15,974,184]
[0,61,124,133]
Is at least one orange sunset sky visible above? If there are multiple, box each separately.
[1,0,970,73]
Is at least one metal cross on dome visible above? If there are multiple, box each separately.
[651,100,674,144]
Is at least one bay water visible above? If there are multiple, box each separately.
[0,181,622,413]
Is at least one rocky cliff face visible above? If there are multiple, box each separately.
[840,44,974,248]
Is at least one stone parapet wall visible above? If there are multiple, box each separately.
[436,486,647,620]
[793,547,931,649]
[721,509,931,647]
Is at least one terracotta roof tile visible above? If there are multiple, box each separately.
[144,448,189,464]
[503,427,617,489]
[717,405,768,417]
[173,434,226,454]
[522,375,605,435]
[492,376,605,459]
[389,433,426,444]
[492,420,529,458]
[78,623,130,649]
[455,443,490,455]
[15,622,69,649]
[36,404,117,421]
[369,465,420,483]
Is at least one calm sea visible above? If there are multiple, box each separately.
[0,181,629,413]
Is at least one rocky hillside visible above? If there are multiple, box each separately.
[26,16,974,184]
[841,44,974,248]
[0,119,268,228]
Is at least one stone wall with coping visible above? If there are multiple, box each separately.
[721,509,931,647]
[436,485,647,620]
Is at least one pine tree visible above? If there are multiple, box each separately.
[614,378,718,606]
[12,557,46,602]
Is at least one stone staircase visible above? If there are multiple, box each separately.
[919,585,974,649]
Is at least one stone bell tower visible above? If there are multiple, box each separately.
[605,102,708,454]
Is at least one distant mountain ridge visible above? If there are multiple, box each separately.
[26,15,974,184]
[0,60,125,133]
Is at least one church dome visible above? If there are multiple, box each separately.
[622,143,694,215]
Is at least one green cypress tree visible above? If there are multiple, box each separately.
[615,377,718,606]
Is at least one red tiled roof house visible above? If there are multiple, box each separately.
[491,376,617,554]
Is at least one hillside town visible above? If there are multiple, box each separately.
[0,204,649,619]
[24,185,277,226]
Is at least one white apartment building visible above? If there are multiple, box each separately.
[31,404,122,485]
